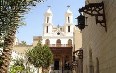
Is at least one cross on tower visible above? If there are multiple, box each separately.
[67,5,70,8]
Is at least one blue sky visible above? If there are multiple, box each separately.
[16,0,85,44]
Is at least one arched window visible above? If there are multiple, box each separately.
[46,26,48,33]
[68,39,72,46]
[56,39,61,46]
[68,26,70,32]
[45,39,50,45]
[68,16,70,23]
[47,17,49,23]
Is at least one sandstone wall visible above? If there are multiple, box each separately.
[82,0,116,73]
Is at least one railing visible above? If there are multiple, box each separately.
[49,70,72,73]
[47,44,72,47]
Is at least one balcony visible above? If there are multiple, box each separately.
[47,44,72,47]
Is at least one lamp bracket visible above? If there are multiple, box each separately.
[79,2,107,32]
[73,49,83,59]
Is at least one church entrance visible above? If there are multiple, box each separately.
[54,59,60,70]
[50,47,72,73]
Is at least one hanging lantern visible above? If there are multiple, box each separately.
[77,2,107,32]
[75,14,85,31]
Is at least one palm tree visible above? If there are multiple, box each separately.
[0,0,44,72]
[20,41,27,46]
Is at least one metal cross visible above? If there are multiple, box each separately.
[67,5,70,8]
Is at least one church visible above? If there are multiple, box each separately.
[13,6,75,73]
[41,6,74,72]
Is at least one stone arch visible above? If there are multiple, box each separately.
[45,39,50,45]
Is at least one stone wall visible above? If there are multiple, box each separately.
[73,27,82,73]
[74,28,82,51]
[13,45,32,54]
[82,0,116,73]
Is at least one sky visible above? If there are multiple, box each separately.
[16,0,85,45]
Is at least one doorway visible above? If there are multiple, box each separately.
[54,60,59,70]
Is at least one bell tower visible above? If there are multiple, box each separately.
[64,6,74,34]
[43,6,53,36]
[44,6,53,24]
[65,5,73,24]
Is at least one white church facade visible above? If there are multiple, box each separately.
[42,6,74,47]
[41,6,74,73]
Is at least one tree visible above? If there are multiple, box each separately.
[26,41,53,73]
[0,0,45,72]
[9,58,35,73]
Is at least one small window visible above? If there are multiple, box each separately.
[68,26,70,32]
[47,17,49,23]
[68,17,70,23]
[46,26,48,33]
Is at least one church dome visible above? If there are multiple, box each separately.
[45,7,52,14]
[66,6,72,13]
[66,8,72,13]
